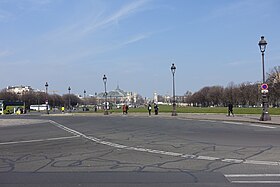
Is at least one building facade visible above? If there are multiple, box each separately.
[97,86,137,105]
[6,86,33,95]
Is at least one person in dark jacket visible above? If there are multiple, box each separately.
[148,104,152,116]
[154,103,159,115]
[125,104,129,114]
[227,103,234,117]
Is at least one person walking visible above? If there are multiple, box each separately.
[148,104,152,116]
[227,103,234,117]
[125,104,129,114]
[122,104,126,115]
[94,105,97,112]
[154,103,159,115]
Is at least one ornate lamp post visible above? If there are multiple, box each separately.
[171,63,177,116]
[103,75,109,115]
[259,36,271,121]
[83,89,86,110]
[68,86,71,111]
[45,82,49,114]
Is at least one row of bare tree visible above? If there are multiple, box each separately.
[0,91,84,109]
[183,66,280,107]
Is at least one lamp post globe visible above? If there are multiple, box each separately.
[45,82,49,114]
[171,63,177,116]
[258,36,271,121]
[103,75,109,115]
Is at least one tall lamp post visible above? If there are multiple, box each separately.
[68,86,71,111]
[171,63,177,116]
[45,82,49,114]
[259,36,271,121]
[103,75,109,115]
[83,89,86,110]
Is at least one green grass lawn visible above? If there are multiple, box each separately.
[107,105,280,115]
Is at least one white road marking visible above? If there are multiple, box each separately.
[222,121,243,125]
[243,160,280,166]
[248,124,276,129]
[49,120,280,167]
[222,121,276,129]
[221,158,243,164]
[225,174,280,184]
[198,120,217,123]
[197,155,220,161]
[225,174,280,177]
[231,181,280,184]
[177,118,192,121]
[0,136,79,145]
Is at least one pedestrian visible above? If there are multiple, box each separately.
[94,105,97,112]
[122,104,126,115]
[227,103,234,117]
[126,104,129,114]
[154,103,158,115]
[148,104,152,116]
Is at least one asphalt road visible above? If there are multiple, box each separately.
[0,114,280,186]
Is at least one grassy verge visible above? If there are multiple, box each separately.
[106,105,280,115]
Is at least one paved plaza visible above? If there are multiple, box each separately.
[1,113,280,186]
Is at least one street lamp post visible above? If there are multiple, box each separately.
[68,86,71,111]
[103,75,109,115]
[259,36,271,121]
[84,89,86,110]
[171,63,177,116]
[45,82,49,114]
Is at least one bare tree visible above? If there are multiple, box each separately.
[184,91,192,104]
[207,86,224,106]
[62,94,82,108]
[0,90,20,101]
[267,66,280,107]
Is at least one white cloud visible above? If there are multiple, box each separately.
[200,0,274,23]
[0,50,12,57]
[226,59,255,66]
[0,0,54,22]
[82,0,150,35]
[121,33,150,46]
[42,0,151,42]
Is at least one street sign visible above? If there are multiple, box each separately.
[261,83,268,90]
[261,89,268,94]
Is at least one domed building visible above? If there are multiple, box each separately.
[97,85,136,105]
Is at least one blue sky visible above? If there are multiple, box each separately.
[0,0,279,98]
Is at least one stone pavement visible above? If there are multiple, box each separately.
[0,119,47,127]
[37,112,280,126]
[174,113,280,125]
[148,113,280,125]
[110,112,280,125]
[0,112,279,127]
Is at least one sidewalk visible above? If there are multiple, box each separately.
[116,113,280,125]
[174,113,280,125]
[50,112,280,125]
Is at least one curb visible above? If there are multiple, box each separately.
[43,112,280,125]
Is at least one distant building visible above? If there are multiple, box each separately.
[153,92,158,104]
[6,85,33,95]
[97,85,137,104]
